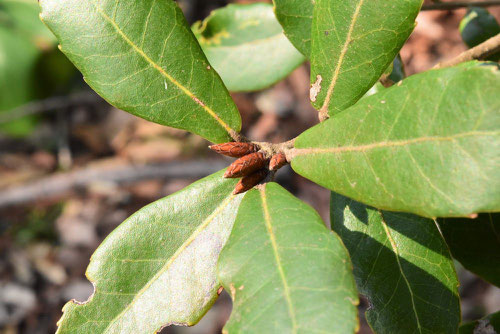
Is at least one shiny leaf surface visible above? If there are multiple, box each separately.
[218,183,358,333]
[272,0,314,56]
[310,0,422,116]
[292,64,500,218]
[40,0,241,143]
[193,3,305,92]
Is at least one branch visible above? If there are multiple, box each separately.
[422,0,500,10]
[433,33,500,68]
[0,159,227,208]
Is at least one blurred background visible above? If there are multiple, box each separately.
[0,0,498,333]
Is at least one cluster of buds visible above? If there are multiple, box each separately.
[209,142,289,194]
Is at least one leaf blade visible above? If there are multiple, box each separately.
[310,0,422,116]
[272,0,314,56]
[56,170,243,333]
[39,0,241,143]
[1,0,56,47]
[0,22,40,136]
[193,3,305,92]
[292,64,500,218]
[438,213,500,287]
[331,192,460,334]
[218,183,359,333]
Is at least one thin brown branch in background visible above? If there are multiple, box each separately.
[422,0,500,10]
[434,33,500,68]
[0,91,103,124]
[0,159,228,208]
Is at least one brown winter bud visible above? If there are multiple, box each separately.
[269,153,288,171]
[224,152,268,178]
[209,142,258,158]
[233,169,268,194]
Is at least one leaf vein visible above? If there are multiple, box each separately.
[379,211,423,333]
[89,0,234,136]
[319,0,365,114]
[101,193,237,333]
[260,186,298,333]
[294,131,498,156]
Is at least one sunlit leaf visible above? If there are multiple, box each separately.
[292,64,500,218]
[193,3,305,92]
[272,0,314,56]
[310,0,422,116]
[40,0,241,143]
[57,170,243,333]
[218,183,358,333]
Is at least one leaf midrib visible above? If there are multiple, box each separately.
[379,211,423,333]
[319,0,365,114]
[101,193,237,333]
[89,0,235,135]
[293,130,497,156]
[260,186,298,333]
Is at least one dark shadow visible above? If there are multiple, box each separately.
[331,192,461,332]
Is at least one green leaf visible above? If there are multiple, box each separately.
[292,64,500,218]
[192,3,305,92]
[0,25,40,137]
[331,192,460,334]
[459,311,500,334]
[0,0,56,48]
[459,7,500,49]
[218,183,358,333]
[310,0,422,116]
[438,213,500,287]
[272,0,314,56]
[56,170,243,333]
[0,0,57,137]
[39,0,241,143]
